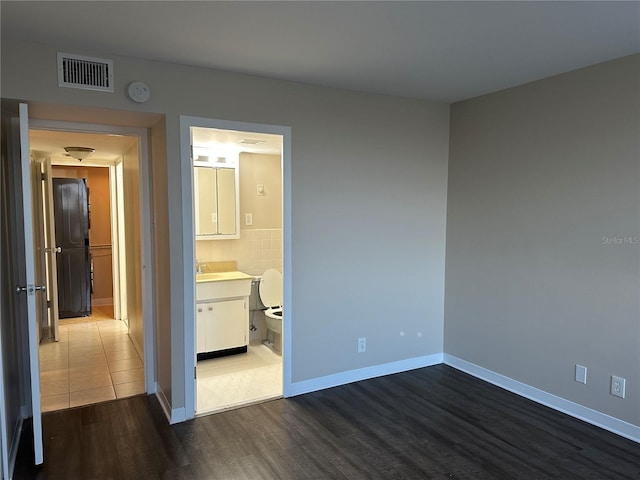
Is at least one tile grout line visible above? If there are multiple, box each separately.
[41,310,144,410]
[96,317,118,399]
[97,317,144,399]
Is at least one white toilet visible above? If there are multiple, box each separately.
[259,268,283,351]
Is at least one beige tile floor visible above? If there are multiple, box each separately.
[39,309,145,413]
[196,343,282,415]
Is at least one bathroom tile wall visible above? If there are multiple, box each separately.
[195,228,282,277]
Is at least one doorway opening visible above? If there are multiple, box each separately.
[181,118,290,416]
[29,127,148,411]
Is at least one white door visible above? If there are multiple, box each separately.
[43,158,60,341]
[30,158,49,343]
[14,103,44,465]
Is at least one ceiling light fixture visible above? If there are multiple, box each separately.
[64,146,95,161]
[239,139,266,145]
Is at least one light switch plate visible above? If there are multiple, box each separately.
[575,364,587,384]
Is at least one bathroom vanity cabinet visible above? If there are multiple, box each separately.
[196,299,247,354]
[195,272,252,357]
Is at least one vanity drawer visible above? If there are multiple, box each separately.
[196,279,251,301]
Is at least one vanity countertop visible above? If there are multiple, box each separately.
[196,271,253,283]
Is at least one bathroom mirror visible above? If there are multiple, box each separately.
[193,161,239,239]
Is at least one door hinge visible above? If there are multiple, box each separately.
[47,300,51,308]
[194,366,197,379]
[41,172,46,181]
[16,284,45,295]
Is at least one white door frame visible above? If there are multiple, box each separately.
[29,119,156,395]
[110,161,128,325]
[179,116,292,420]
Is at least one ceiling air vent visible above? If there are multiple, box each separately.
[57,52,113,92]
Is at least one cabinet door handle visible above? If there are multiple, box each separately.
[208,306,213,311]
[197,308,202,313]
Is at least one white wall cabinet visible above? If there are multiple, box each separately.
[196,298,248,354]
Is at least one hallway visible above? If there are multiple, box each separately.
[39,306,144,412]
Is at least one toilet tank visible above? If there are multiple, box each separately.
[249,278,266,311]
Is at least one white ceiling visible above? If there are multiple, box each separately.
[29,129,138,166]
[29,125,282,163]
[192,127,283,156]
[2,1,639,103]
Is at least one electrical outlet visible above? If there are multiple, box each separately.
[357,337,366,353]
[611,375,626,398]
[575,364,587,384]
[245,213,253,226]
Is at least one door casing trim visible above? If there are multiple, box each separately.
[179,116,292,420]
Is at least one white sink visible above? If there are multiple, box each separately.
[196,271,252,301]
[196,271,253,283]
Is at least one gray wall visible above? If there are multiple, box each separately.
[445,54,640,426]
[1,34,636,432]
[1,38,450,410]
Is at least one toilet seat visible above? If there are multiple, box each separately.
[259,268,283,310]
[265,307,282,319]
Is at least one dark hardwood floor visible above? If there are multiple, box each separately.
[14,364,640,479]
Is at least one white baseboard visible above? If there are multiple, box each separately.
[155,384,186,425]
[128,331,144,364]
[155,384,171,422]
[287,353,443,397]
[443,354,640,444]
[91,298,113,307]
